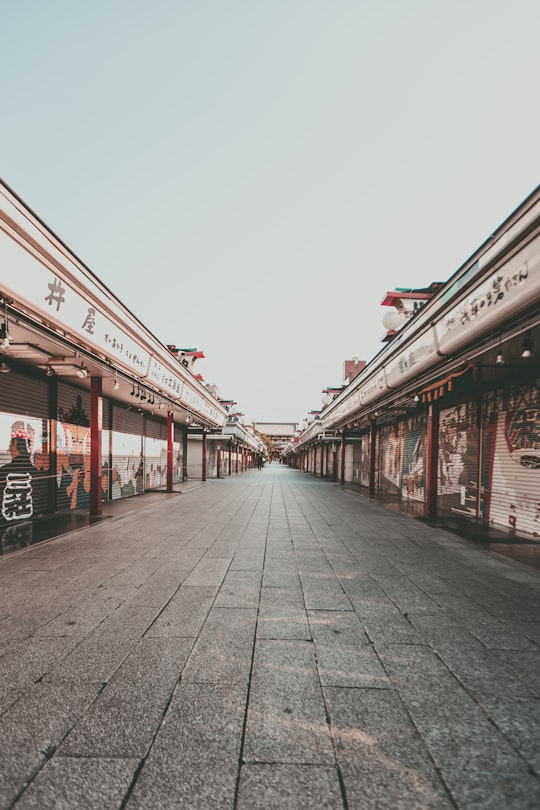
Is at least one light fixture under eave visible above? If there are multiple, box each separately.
[113,378,120,390]
[0,323,10,350]
[0,301,10,350]
[521,332,534,358]
[496,349,504,365]
[76,366,88,379]
[0,358,10,373]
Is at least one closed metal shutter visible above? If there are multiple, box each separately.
[401,413,427,506]
[0,369,49,417]
[145,416,166,440]
[111,405,144,499]
[144,417,167,489]
[378,422,404,501]
[174,423,184,444]
[0,371,50,528]
[359,433,371,488]
[438,399,479,519]
[482,379,540,536]
[56,383,92,512]
[113,405,144,435]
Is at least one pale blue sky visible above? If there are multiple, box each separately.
[2,0,539,422]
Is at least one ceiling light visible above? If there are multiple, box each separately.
[76,367,88,379]
[0,302,10,350]
[113,378,120,390]
[0,323,10,350]
[0,359,10,373]
[521,332,533,358]
[496,350,504,365]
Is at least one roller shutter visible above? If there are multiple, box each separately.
[482,378,540,536]
[145,416,168,489]
[379,423,402,500]
[0,370,50,527]
[111,405,144,499]
[438,399,479,519]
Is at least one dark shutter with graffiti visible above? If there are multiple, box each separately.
[401,413,427,506]
[437,399,480,520]
[481,379,540,536]
[0,370,50,528]
[0,369,49,417]
[378,423,402,500]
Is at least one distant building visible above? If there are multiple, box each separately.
[253,422,298,456]
[343,358,366,384]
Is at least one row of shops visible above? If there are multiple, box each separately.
[0,179,263,553]
[284,185,540,540]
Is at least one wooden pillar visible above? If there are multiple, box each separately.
[90,376,103,517]
[217,443,221,479]
[166,411,174,493]
[228,440,232,476]
[340,432,346,484]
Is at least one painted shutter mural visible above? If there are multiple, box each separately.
[438,400,479,519]
[482,380,540,537]
[111,405,144,499]
[0,371,50,528]
[144,416,167,489]
[401,413,427,504]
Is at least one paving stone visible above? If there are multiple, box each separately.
[244,639,334,764]
[13,756,139,809]
[181,555,231,586]
[0,637,80,713]
[324,686,453,809]
[214,569,262,609]
[0,681,101,808]
[181,606,257,684]
[257,586,310,640]
[45,606,159,683]
[148,682,247,763]
[146,585,216,637]
[59,637,193,757]
[362,608,425,645]
[476,695,540,773]
[308,610,390,688]
[299,573,353,611]
[237,764,343,809]
[1,466,540,808]
[125,759,238,810]
[439,767,540,810]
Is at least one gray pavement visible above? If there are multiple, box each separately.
[1,464,539,809]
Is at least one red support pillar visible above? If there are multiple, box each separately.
[368,417,377,498]
[90,376,103,517]
[182,426,188,481]
[340,432,346,485]
[217,444,221,479]
[228,440,232,476]
[166,411,174,493]
[425,403,440,520]
[202,431,207,481]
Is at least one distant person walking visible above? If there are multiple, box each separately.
[257,454,264,470]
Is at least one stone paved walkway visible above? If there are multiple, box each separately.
[1,464,539,809]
